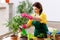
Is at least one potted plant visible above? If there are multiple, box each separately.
[51,29,58,40]
[17,0,33,40]
[19,27,27,40]
[36,33,45,40]
[6,15,28,40]
[28,33,37,40]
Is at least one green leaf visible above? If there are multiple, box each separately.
[17,0,33,14]
[6,15,28,34]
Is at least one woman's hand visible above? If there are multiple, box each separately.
[20,24,30,29]
[33,16,42,21]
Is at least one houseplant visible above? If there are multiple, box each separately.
[51,29,58,40]
[36,33,45,40]
[28,33,37,40]
[17,0,33,40]
[6,15,27,40]
[18,27,27,40]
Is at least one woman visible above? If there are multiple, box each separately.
[22,2,49,38]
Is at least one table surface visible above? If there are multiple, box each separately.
[3,37,20,40]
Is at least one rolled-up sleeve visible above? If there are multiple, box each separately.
[27,20,33,28]
[40,13,47,24]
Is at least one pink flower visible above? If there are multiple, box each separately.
[21,13,33,20]
[27,15,33,20]
[21,13,28,17]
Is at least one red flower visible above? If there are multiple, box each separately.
[5,0,10,4]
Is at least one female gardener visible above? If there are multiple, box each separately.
[21,2,49,38]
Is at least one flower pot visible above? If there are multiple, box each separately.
[20,36,27,40]
[37,38,44,40]
[29,38,33,40]
[11,35,17,40]
[47,34,51,38]
[55,34,60,40]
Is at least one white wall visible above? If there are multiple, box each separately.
[10,0,24,16]
[10,0,60,21]
[0,3,9,35]
[44,0,60,21]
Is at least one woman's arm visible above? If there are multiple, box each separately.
[33,13,47,22]
[22,20,32,29]
[26,20,32,28]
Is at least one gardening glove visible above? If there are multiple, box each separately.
[21,13,33,20]
[22,24,27,29]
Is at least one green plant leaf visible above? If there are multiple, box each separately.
[6,15,28,34]
[17,0,33,14]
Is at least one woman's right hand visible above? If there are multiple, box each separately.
[22,24,27,29]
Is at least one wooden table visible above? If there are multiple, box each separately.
[3,37,20,40]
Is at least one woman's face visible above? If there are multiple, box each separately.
[33,6,40,14]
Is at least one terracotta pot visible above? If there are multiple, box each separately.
[55,34,60,40]
[11,35,17,40]
[47,34,51,38]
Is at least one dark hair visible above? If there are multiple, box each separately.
[33,2,43,14]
